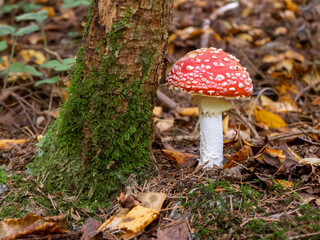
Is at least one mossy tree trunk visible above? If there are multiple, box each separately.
[32,0,173,202]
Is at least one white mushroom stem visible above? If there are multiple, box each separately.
[193,96,233,168]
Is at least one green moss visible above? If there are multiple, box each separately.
[28,6,156,208]
[181,180,320,240]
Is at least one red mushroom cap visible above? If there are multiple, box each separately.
[166,48,253,99]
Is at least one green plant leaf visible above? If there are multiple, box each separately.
[61,0,90,9]
[41,58,76,71]
[0,41,8,51]
[0,166,8,184]
[9,63,42,76]
[1,3,20,14]
[22,3,41,13]
[14,25,39,37]
[15,10,48,23]
[34,76,60,87]
[0,25,15,36]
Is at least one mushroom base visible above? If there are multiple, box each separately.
[194,96,233,168]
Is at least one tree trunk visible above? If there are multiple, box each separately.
[31,0,173,202]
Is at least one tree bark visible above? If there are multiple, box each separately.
[31,0,173,201]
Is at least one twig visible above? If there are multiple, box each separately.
[288,232,320,240]
[233,108,260,139]
[44,48,63,62]
[12,93,39,136]
[162,134,199,142]
[268,127,320,141]
[248,87,278,120]
[200,19,211,48]
[209,2,239,21]
[157,89,178,110]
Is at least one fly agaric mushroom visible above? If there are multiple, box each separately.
[166,48,253,168]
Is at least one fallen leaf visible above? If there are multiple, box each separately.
[80,218,103,240]
[41,6,56,17]
[272,179,294,189]
[222,115,229,135]
[0,213,67,239]
[303,68,320,91]
[264,148,286,163]
[137,192,167,212]
[224,145,253,168]
[19,49,46,65]
[253,107,287,129]
[153,106,163,117]
[299,158,320,166]
[157,218,189,240]
[178,107,198,116]
[162,149,198,168]
[275,27,287,35]
[155,119,174,132]
[117,192,140,209]
[0,139,29,151]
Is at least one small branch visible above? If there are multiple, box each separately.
[233,108,260,139]
[268,126,320,141]
[288,232,320,240]
[157,89,178,110]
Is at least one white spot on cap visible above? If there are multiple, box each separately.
[223,58,230,62]
[212,55,218,59]
[238,83,244,88]
[188,53,197,58]
[226,73,231,77]
[201,78,206,82]
[215,74,225,81]
[209,75,214,80]
[186,66,194,70]
[221,82,227,86]
[219,63,225,67]
[204,59,210,62]
[208,90,215,95]
[198,90,203,93]
[206,65,211,69]
[196,58,201,62]
[229,87,236,91]
[213,62,218,66]
[235,73,241,77]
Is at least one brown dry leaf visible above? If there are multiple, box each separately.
[178,107,198,116]
[0,213,67,239]
[260,95,299,113]
[262,54,285,64]
[19,49,46,65]
[269,59,293,73]
[275,27,287,35]
[299,158,320,166]
[176,27,205,40]
[98,208,130,232]
[153,106,163,117]
[162,149,198,168]
[117,192,140,209]
[236,33,253,42]
[224,145,253,168]
[80,218,103,240]
[157,218,189,240]
[284,50,305,62]
[27,34,43,45]
[264,148,286,163]
[253,107,287,129]
[303,68,320,91]
[137,192,167,212]
[0,139,29,151]
[155,119,174,132]
[254,37,270,47]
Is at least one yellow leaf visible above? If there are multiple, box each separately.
[275,27,287,35]
[19,49,46,65]
[273,179,294,189]
[264,148,286,163]
[0,139,28,151]
[284,50,305,62]
[152,106,162,117]
[155,119,174,132]
[253,107,287,129]
[178,107,198,116]
[118,206,158,234]
[222,115,229,135]
[236,33,253,42]
[40,7,55,17]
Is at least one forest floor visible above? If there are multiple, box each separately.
[0,0,320,239]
